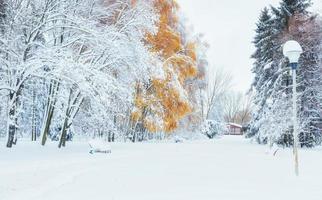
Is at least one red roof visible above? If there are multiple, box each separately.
[227,123,243,128]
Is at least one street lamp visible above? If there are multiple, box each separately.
[283,40,303,176]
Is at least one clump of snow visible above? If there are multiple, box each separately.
[263,62,273,70]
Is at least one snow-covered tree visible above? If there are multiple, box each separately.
[248,0,322,147]
[131,0,207,138]
[0,0,209,147]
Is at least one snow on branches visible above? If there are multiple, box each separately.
[0,0,208,147]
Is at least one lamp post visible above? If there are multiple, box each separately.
[283,40,303,176]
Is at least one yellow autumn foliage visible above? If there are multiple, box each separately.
[132,0,199,133]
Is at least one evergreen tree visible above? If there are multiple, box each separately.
[248,8,278,139]
[252,8,275,65]
[248,0,322,147]
[287,13,322,147]
[271,0,312,32]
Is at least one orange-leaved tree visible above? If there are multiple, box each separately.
[132,0,200,133]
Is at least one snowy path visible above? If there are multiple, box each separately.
[1,136,322,200]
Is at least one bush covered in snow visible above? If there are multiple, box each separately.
[201,120,226,139]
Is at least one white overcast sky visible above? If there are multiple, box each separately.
[177,0,322,93]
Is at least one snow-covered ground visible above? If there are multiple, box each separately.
[1,136,322,200]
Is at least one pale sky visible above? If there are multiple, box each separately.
[177,0,322,93]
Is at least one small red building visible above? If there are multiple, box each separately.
[226,123,243,135]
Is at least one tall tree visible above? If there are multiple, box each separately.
[249,0,322,147]
[132,0,201,135]
[248,7,278,138]
[285,13,322,147]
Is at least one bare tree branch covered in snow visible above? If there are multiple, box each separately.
[205,69,232,121]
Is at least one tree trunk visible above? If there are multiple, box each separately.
[6,91,17,148]
[6,123,16,148]
[58,117,69,148]
[41,105,55,145]
[40,80,59,146]
[58,88,82,148]
[31,82,37,141]
[6,105,16,148]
